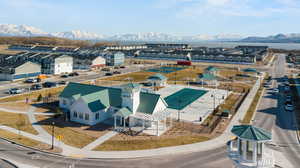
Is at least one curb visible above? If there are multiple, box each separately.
[250,87,265,124]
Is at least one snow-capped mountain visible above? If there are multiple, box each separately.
[187,34,244,41]
[52,30,105,40]
[0,24,49,37]
[108,32,180,41]
[241,33,300,43]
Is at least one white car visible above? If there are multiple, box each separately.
[8,88,24,94]
[285,104,294,112]
[273,88,279,93]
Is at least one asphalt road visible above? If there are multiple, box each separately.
[253,54,300,167]
[0,139,234,168]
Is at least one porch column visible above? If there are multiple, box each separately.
[237,138,240,154]
[114,115,116,130]
[156,121,159,136]
[202,80,204,88]
[123,117,126,129]
[242,140,247,160]
[119,116,122,125]
[142,119,145,129]
[261,142,264,156]
[253,141,257,163]
[229,140,233,151]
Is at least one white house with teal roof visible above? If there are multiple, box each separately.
[59,82,169,136]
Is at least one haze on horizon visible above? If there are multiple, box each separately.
[0,0,299,36]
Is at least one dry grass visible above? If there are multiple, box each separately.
[94,121,210,151]
[0,129,61,153]
[0,111,38,135]
[166,66,204,82]
[103,71,156,82]
[35,115,104,148]
[0,45,21,54]
[0,101,31,111]
[0,86,65,103]
[241,86,264,124]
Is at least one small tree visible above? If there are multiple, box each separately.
[37,94,43,102]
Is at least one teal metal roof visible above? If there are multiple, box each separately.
[148,73,167,81]
[242,68,257,73]
[114,107,132,117]
[59,82,122,108]
[81,90,110,112]
[199,73,216,80]
[137,92,161,115]
[205,66,219,72]
[231,125,272,141]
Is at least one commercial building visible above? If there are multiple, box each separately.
[59,82,169,136]
[0,61,41,81]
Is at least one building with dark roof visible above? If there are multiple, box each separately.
[0,61,41,81]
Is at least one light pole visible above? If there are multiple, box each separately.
[51,121,55,150]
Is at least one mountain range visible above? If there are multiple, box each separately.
[1,24,300,43]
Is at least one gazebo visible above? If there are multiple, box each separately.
[229,125,273,167]
[198,73,217,88]
[147,73,168,87]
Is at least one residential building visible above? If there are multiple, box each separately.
[41,54,73,74]
[0,61,41,81]
[147,73,168,87]
[105,52,125,66]
[73,55,106,70]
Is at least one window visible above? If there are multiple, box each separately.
[85,113,89,120]
[73,111,77,118]
[95,113,99,120]
[79,113,83,119]
[62,99,67,105]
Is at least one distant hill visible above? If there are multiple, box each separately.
[240,34,300,43]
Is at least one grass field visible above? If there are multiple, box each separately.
[0,111,38,135]
[0,45,21,54]
[35,115,105,148]
[103,71,156,82]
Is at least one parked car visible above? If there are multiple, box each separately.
[114,66,120,69]
[113,71,121,74]
[42,82,57,88]
[24,78,38,83]
[31,84,42,90]
[105,72,113,76]
[284,86,290,92]
[120,66,126,69]
[60,74,68,78]
[273,88,279,93]
[58,81,67,85]
[285,104,294,112]
[68,72,79,77]
[102,68,111,71]
[142,82,152,87]
[8,88,24,94]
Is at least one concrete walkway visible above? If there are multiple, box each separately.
[27,106,52,138]
[82,131,118,151]
[0,107,55,116]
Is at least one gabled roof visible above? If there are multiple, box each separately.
[231,125,272,141]
[205,66,219,72]
[114,107,132,118]
[81,90,110,112]
[148,73,167,81]
[199,73,216,80]
[59,82,122,108]
[137,92,161,115]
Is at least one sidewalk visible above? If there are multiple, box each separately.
[0,107,55,116]
[82,131,118,151]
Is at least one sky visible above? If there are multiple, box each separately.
[0,0,300,36]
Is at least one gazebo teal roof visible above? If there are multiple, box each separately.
[242,68,257,73]
[114,107,132,118]
[231,125,272,141]
[148,73,167,81]
[199,73,216,81]
[205,66,219,72]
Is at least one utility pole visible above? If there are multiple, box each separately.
[51,122,55,150]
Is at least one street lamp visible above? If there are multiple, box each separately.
[51,121,55,150]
